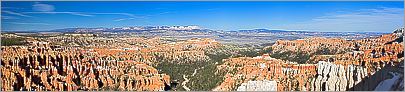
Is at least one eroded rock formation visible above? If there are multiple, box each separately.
[309,61,368,91]
[213,54,317,91]
[0,45,170,91]
[214,28,404,91]
[1,37,220,91]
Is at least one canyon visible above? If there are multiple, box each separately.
[1,27,403,91]
[213,28,404,91]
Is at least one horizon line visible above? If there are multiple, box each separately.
[2,26,394,33]
[1,0,403,1]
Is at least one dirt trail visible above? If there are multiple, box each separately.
[182,69,198,91]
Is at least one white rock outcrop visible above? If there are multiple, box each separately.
[236,80,277,91]
[310,61,369,91]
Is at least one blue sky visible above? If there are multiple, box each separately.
[1,1,403,32]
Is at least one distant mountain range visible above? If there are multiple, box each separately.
[4,26,391,34]
[30,26,296,33]
[43,26,203,33]
[235,29,310,33]
[237,29,287,33]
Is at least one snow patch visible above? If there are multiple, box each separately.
[374,72,401,91]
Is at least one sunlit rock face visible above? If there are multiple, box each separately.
[309,61,368,91]
[45,36,220,64]
[236,80,277,91]
[271,37,354,54]
[215,28,404,91]
[1,36,222,91]
[213,54,317,91]
[150,38,219,64]
[273,28,404,91]
[0,45,170,91]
